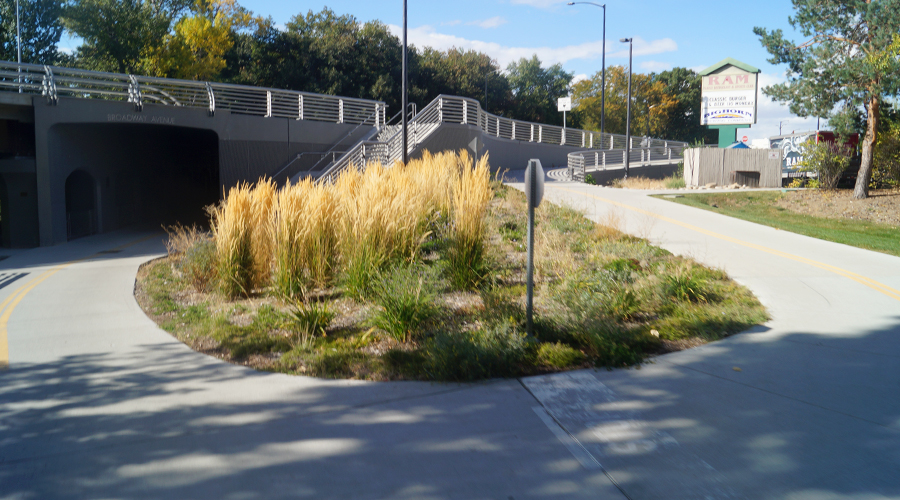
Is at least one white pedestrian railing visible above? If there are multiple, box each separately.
[0,60,386,126]
[319,94,684,183]
[566,138,688,181]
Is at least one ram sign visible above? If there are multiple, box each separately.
[700,59,759,126]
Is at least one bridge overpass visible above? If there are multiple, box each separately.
[0,61,685,248]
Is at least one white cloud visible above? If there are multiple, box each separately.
[572,73,589,84]
[387,25,676,68]
[468,17,508,29]
[640,61,672,72]
[607,37,679,59]
[741,72,818,142]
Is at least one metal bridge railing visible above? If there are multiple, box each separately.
[318,94,687,183]
[0,60,386,127]
[566,139,687,181]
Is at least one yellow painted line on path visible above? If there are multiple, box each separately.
[0,233,162,369]
[553,186,900,303]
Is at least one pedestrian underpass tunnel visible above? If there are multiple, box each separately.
[51,123,220,240]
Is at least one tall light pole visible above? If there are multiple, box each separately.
[567,2,605,139]
[484,67,501,112]
[620,37,632,179]
[401,0,409,165]
[16,0,22,92]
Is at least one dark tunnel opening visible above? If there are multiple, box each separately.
[53,123,219,239]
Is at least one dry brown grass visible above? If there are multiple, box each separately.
[249,178,277,289]
[205,150,492,299]
[610,176,669,190]
[211,183,254,297]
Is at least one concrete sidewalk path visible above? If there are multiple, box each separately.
[510,179,900,500]
[1,176,899,499]
[0,230,624,499]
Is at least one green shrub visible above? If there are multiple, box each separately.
[585,173,597,185]
[423,323,534,381]
[383,349,427,377]
[664,174,686,189]
[664,272,710,303]
[288,301,335,349]
[446,235,491,290]
[369,263,441,342]
[179,239,217,292]
[798,140,851,189]
[537,342,585,368]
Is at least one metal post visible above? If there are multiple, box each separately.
[622,37,633,179]
[401,0,408,164]
[16,0,22,92]
[600,5,606,137]
[526,197,535,336]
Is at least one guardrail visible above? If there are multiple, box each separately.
[318,94,682,182]
[0,60,386,126]
[567,138,687,181]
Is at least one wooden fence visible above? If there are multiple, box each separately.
[682,148,781,188]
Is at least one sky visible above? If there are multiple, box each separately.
[58,0,823,142]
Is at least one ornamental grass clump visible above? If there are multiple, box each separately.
[272,179,340,298]
[336,162,432,297]
[212,183,254,297]
[249,178,277,289]
[448,152,492,289]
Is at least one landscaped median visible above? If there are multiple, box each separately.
[135,151,767,382]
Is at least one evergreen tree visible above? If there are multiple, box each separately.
[754,0,900,198]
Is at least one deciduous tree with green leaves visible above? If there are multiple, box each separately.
[505,55,572,126]
[1,0,64,64]
[754,0,900,199]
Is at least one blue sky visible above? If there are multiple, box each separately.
[58,0,821,141]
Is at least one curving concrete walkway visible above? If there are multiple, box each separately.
[1,177,899,499]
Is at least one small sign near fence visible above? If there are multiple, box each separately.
[557,97,572,112]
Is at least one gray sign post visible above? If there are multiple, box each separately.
[525,159,544,336]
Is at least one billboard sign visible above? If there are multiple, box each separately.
[699,58,760,126]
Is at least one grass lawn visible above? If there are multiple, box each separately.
[655,191,900,257]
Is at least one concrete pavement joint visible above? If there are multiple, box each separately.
[551,185,900,303]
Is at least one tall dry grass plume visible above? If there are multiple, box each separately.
[272,179,340,298]
[209,150,493,298]
[336,162,433,296]
[448,152,492,289]
[249,178,277,289]
[212,183,254,297]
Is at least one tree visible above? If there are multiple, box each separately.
[572,65,676,138]
[654,67,716,144]
[416,47,509,114]
[754,1,900,198]
[506,55,572,126]
[0,0,64,64]
[62,0,191,74]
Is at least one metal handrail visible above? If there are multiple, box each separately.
[317,94,688,183]
[0,60,387,127]
[566,140,687,181]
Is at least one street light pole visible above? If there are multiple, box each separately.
[567,2,606,139]
[401,0,408,165]
[620,37,632,179]
[16,0,22,92]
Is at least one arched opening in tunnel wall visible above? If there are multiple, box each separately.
[65,170,97,240]
[51,123,220,236]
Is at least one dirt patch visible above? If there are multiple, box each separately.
[777,188,900,228]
